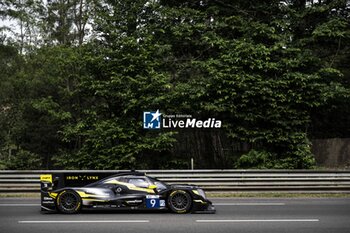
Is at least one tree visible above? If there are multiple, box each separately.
[54,0,177,169]
[45,0,94,45]
[0,0,349,169]
[154,0,349,168]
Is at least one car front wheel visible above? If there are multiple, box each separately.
[168,190,192,213]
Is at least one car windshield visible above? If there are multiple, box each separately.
[128,177,149,188]
[148,177,167,190]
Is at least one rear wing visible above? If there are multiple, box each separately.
[40,172,110,191]
[40,171,143,211]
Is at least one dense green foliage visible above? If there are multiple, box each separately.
[0,0,349,169]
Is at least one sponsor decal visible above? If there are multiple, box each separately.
[66,175,99,181]
[146,195,160,208]
[40,174,52,183]
[42,201,55,204]
[126,200,143,204]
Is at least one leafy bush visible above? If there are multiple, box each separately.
[4,149,42,170]
[235,149,316,169]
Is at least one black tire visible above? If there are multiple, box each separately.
[56,190,82,214]
[167,190,192,213]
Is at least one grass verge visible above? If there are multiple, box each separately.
[0,193,40,198]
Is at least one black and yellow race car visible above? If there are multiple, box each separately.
[40,171,215,214]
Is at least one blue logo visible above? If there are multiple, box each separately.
[143,110,161,129]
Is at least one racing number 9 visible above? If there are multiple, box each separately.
[150,199,156,207]
[146,197,160,208]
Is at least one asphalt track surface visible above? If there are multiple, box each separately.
[0,198,349,233]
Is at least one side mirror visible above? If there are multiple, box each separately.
[148,185,157,190]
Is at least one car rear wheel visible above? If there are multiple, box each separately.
[168,190,192,213]
[57,190,82,214]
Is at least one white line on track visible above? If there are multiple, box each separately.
[196,219,319,223]
[0,204,40,206]
[213,203,285,206]
[18,220,150,224]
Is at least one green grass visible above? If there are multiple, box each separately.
[0,193,40,198]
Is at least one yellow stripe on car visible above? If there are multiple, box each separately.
[48,192,58,199]
[76,191,91,198]
[104,180,155,194]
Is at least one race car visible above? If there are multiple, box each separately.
[40,171,215,214]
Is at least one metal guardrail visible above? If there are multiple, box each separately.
[0,170,350,193]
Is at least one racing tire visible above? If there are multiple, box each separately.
[168,190,192,214]
[56,190,82,214]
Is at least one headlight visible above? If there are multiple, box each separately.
[194,189,206,199]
